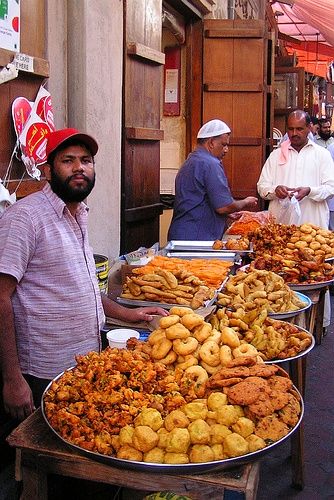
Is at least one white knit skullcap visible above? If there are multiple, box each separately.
[197,119,231,139]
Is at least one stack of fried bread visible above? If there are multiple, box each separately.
[44,307,302,465]
[217,269,307,313]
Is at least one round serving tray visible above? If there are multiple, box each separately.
[41,374,304,474]
[263,324,315,364]
[268,292,312,320]
[287,278,334,291]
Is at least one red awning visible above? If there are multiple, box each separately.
[271,0,334,78]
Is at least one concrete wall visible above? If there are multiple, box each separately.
[46,0,123,263]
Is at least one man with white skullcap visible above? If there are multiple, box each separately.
[168,119,258,240]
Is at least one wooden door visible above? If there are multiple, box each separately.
[190,19,274,201]
[121,0,165,254]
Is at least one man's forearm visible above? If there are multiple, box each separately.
[0,297,22,382]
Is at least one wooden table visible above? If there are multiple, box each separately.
[7,409,260,500]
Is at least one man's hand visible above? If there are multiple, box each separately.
[275,185,294,199]
[3,375,35,421]
[244,196,258,208]
[122,306,169,323]
[293,187,310,202]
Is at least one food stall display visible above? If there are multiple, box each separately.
[217,269,310,315]
[43,307,303,470]
[210,307,313,362]
[118,256,234,309]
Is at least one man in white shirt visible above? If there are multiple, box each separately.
[258,110,334,229]
[257,110,334,330]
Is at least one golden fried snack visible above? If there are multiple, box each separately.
[278,393,301,426]
[255,415,289,441]
[232,417,255,438]
[165,323,190,340]
[148,329,166,346]
[132,425,159,453]
[164,452,189,464]
[155,268,178,289]
[209,424,232,444]
[176,354,198,371]
[182,401,208,421]
[134,408,163,431]
[165,428,191,453]
[215,405,240,426]
[119,425,135,446]
[246,434,266,452]
[227,381,262,406]
[159,315,180,329]
[188,419,211,444]
[248,394,275,418]
[219,345,233,366]
[169,306,194,316]
[173,337,198,356]
[232,344,258,359]
[223,433,249,458]
[200,361,222,375]
[221,327,240,348]
[157,428,169,448]
[181,366,209,398]
[117,445,143,461]
[211,444,226,460]
[189,444,215,463]
[143,447,165,463]
[193,323,212,343]
[207,392,228,411]
[181,313,205,331]
[164,410,190,432]
[199,340,220,367]
[151,338,173,360]
[159,350,177,365]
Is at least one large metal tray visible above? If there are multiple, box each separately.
[268,292,312,320]
[116,291,218,310]
[288,278,334,291]
[263,324,315,364]
[41,374,304,474]
[164,240,253,257]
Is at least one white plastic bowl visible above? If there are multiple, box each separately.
[106,328,140,348]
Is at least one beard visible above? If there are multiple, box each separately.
[319,130,331,140]
[49,169,96,202]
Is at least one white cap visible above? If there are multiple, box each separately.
[197,119,231,139]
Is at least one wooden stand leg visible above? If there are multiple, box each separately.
[290,421,304,490]
[20,466,47,500]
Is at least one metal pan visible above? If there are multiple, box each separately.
[41,374,304,474]
[263,324,315,364]
[268,292,312,320]
[288,278,334,291]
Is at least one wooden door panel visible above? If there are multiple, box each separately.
[203,93,264,138]
[201,19,272,202]
[226,147,263,196]
[122,0,164,254]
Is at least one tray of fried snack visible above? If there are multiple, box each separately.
[42,309,304,473]
[209,306,314,363]
[249,222,334,261]
[216,269,312,319]
[164,238,253,257]
[250,247,334,287]
[117,257,234,309]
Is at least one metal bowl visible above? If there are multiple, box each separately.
[41,375,304,474]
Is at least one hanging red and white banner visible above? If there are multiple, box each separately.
[11,85,55,179]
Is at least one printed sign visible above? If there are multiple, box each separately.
[0,0,20,51]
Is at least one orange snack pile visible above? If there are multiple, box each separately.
[227,211,274,236]
[133,255,233,289]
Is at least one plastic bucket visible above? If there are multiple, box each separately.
[94,254,109,294]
